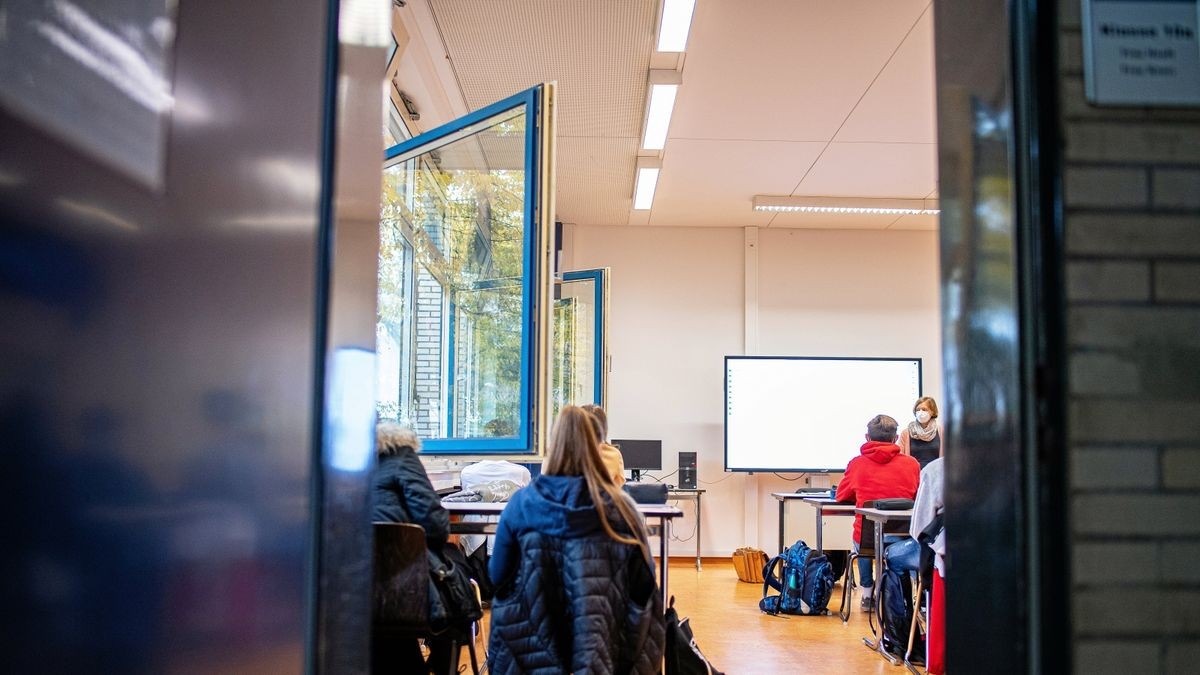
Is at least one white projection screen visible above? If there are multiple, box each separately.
[725,356,923,472]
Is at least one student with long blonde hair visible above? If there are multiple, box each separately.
[487,406,663,674]
[581,403,626,487]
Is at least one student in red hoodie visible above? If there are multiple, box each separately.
[835,414,921,610]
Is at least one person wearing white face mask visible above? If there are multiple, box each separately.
[898,396,942,469]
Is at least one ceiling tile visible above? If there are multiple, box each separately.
[429,0,654,139]
[670,0,930,142]
[835,8,936,144]
[649,139,825,227]
[796,142,937,198]
[555,137,639,227]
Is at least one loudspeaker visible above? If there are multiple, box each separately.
[678,451,697,490]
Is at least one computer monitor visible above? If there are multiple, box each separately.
[612,439,662,482]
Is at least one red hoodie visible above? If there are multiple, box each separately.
[835,440,921,544]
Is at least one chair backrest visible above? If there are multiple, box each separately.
[858,499,912,558]
[859,501,878,557]
[373,522,429,626]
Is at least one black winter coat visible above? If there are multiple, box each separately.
[371,449,449,548]
[487,475,665,675]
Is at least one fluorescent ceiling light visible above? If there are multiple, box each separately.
[753,196,941,216]
[634,160,662,210]
[657,0,697,52]
[642,70,681,150]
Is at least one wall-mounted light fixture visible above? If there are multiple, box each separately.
[657,0,697,52]
[752,195,941,215]
[642,70,681,151]
[633,157,662,210]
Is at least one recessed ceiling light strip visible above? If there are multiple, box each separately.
[657,0,698,52]
[633,158,662,211]
[752,195,941,216]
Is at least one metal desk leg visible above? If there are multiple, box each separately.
[660,516,670,606]
[815,506,824,554]
[778,499,786,555]
[862,518,899,666]
[695,494,702,570]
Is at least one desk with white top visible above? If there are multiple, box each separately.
[443,500,684,605]
[771,492,855,555]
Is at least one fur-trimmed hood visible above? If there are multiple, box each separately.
[376,423,421,455]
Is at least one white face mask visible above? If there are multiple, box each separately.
[915,410,932,425]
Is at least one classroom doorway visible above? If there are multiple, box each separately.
[375,1,1067,673]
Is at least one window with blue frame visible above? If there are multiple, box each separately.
[377,87,545,453]
[551,269,607,421]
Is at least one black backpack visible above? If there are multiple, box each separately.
[665,596,724,675]
[873,565,920,658]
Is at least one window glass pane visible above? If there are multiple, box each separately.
[551,275,599,420]
[377,210,413,426]
[377,105,529,442]
[453,281,522,437]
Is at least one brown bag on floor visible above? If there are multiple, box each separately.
[731,547,768,584]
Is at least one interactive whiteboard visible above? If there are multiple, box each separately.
[725,356,922,472]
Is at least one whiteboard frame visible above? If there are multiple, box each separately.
[723,355,924,473]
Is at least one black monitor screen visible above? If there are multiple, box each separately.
[612,439,662,471]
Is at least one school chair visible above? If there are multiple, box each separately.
[837,500,910,623]
[372,522,482,675]
[904,576,929,675]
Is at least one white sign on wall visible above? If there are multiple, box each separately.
[1083,0,1200,106]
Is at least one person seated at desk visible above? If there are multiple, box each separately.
[898,396,943,469]
[456,460,531,601]
[835,414,920,611]
[370,424,459,675]
[581,403,625,487]
[372,424,449,544]
[488,406,664,675]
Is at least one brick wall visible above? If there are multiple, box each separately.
[413,266,444,439]
[1061,3,1200,672]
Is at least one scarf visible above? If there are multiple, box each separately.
[907,420,938,442]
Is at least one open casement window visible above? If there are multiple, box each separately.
[551,268,609,422]
[378,85,555,454]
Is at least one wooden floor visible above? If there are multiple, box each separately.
[474,559,897,674]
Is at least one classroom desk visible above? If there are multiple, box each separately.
[442,501,684,606]
[771,492,853,555]
[854,506,913,666]
[666,489,705,570]
[800,497,856,554]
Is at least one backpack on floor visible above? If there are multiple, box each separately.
[758,540,834,616]
[875,564,924,659]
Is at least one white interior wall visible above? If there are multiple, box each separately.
[569,224,941,557]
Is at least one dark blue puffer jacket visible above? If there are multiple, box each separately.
[488,475,665,675]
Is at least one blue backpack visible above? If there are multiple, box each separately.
[759,540,835,616]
